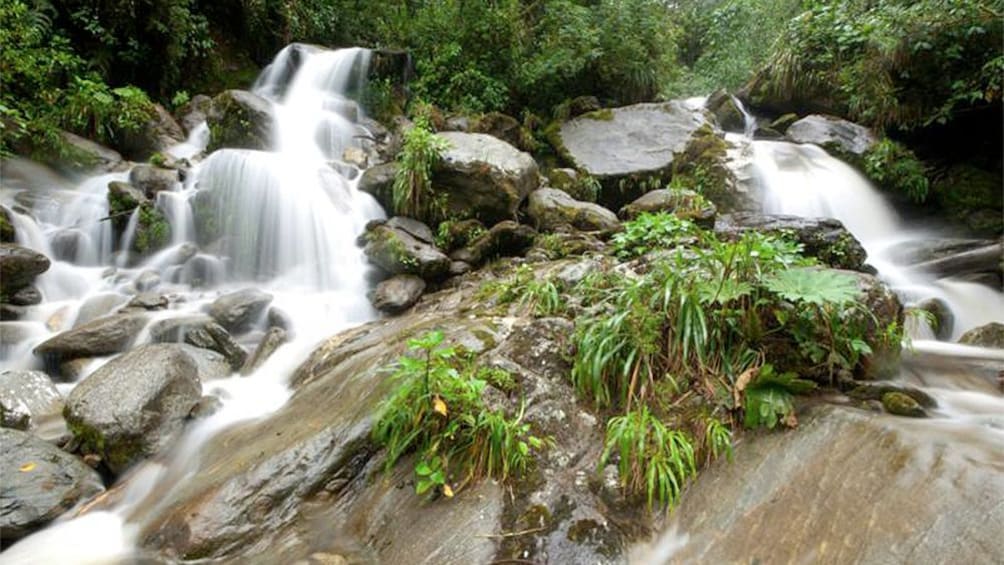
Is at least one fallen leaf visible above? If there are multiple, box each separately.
[733,367,758,406]
[19,462,36,472]
[442,484,454,498]
[433,395,448,417]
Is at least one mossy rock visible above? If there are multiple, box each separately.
[0,206,15,243]
[132,204,172,256]
[931,165,1003,236]
[206,89,275,152]
[881,392,925,418]
[671,124,742,212]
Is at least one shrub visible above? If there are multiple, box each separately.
[863,139,930,202]
[392,117,450,220]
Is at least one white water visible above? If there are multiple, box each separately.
[1,46,383,562]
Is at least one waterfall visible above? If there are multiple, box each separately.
[0,45,384,562]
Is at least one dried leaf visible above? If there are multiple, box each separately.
[442,484,454,498]
[433,395,448,417]
[19,462,36,472]
[733,367,758,406]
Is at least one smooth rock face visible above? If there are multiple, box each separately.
[73,293,130,328]
[652,405,1004,564]
[527,188,621,232]
[0,370,62,431]
[958,322,1004,349]
[371,275,426,314]
[241,327,288,375]
[129,164,180,199]
[555,101,708,183]
[0,428,104,542]
[64,344,225,474]
[58,131,124,173]
[715,212,869,271]
[0,243,51,295]
[363,221,451,280]
[206,89,275,152]
[357,162,396,212]
[207,289,274,334]
[786,114,877,158]
[433,131,540,223]
[176,94,213,135]
[150,315,247,370]
[33,313,148,363]
[119,104,185,160]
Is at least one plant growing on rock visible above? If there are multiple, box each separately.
[373,330,545,498]
[392,117,451,221]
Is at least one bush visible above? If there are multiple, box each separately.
[392,117,451,220]
[863,139,930,202]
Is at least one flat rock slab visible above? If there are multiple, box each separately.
[34,313,148,363]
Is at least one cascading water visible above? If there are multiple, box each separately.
[0,46,384,562]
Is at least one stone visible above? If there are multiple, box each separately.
[8,286,42,307]
[133,270,162,293]
[527,188,620,232]
[207,289,274,334]
[362,221,451,280]
[357,162,397,212]
[786,114,877,160]
[150,315,247,371]
[0,428,104,541]
[0,205,15,243]
[49,229,84,262]
[715,213,869,271]
[913,297,954,341]
[118,103,185,160]
[33,313,148,364]
[241,327,289,375]
[73,293,129,328]
[176,94,213,135]
[371,275,426,314]
[0,243,50,297]
[881,391,925,417]
[206,90,275,152]
[64,344,227,473]
[129,164,180,199]
[552,101,709,205]
[958,322,1004,349]
[705,89,746,133]
[0,370,62,431]
[450,221,537,267]
[470,112,527,150]
[57,132,124,173]
[432,131,540,224]
[385,216,434,244]
[619,188,717,227]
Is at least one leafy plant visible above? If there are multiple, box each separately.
[372,330,545,498]
[740,364,816,429]
[863,138,929,202]
[478,265,567,317]
[392,117,451,221]
[611,212,703,259]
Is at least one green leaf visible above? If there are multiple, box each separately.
[762,268,860,306]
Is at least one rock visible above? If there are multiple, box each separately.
[882,391,925,417]
[129,164,180,199]
[206,90,275,152]
[847,382,936,408]
[656,404,1003,564]
[848,271,903,380]
[913,297,954,341]
[1,205,17,242]
[0,428,104,541]
[567,95,602,117]
[769,113,799,133]
[267,307,293,333]
[133,271,162,293]
[470,112,529,150]
[0,243,50,297]
[958,322,1004,349]
[786,114,877,161]
[910,242,1003,282]
[49,229,85,261]
[715,213,869,271]
[57,131,124,173]
[546,168,594,201]
[207,289,274,334]
[8,285,42,306]
[552,101,709,205]
[371,275,426,314]
[33,313,148,364]
[357,162,397,212]
[432,132,540,224]
[107,180,147,235]
[451,221,537,267]
[619,188,717,227]
[118,104,185,160]
[241,327,289,375]
[176,94,213,135]
[385,216,435,243]
[0,370,62,431]
[150,315,247,371]
[189,395,223,420]
[706,90,746,133]
[362,221,451,280]
[73,293,129,327]
[204,323,248,371]
[64,344,226,473]
[526,188,620,232]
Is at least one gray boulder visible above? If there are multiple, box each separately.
[553,101,709,204]
[786,114,877,160]
[0,243,50,297]
[58,132,124,173]
[432,132,540,224]
[73,293,130,328]
[1,205,15,242]
[450,221,537,267]
[527,188,620,232]
[33,313,148,364]
[715,213,869,271]
[129,164,180,199]
[64,344,227,473]
[0,428,104,541]
[362,220,451,280]
[371,275,426,314]
[207,90,275,152]
[207,289,274,334]
[8,286,42,307]
[619,188,717,227]
[149,315,246,371]
[357,162,397,212]
[0,370,62,431]
[176,94,213,135]
[959,322,1004,349]
[241,327,289,375]
[118,104,185,160]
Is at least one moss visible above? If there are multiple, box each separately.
[671,124,736,211]
[931,165,1003,235]
[0,207,15,243]
[565,519,621,557]
[133,204,171,255]
[881,391,925,418]
[581,108,615,121]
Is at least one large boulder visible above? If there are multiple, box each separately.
[64,344,228,474]
[527,188,620,232]
[715,213,869,271]
[786,114,877,161]
[0,243,50,298]
[118,104,185,160]
[551,101,709,205]
[357,162,397,212]
[362,219,451,280]
[450,221,537,267]
[56,132,125,173]
[207,289,274,334]
[206,90,275,152]
[705,89,747,133]
[0,428,104,542]
[432,132,540,224]
[176,94,213,135]
[370,274,426,314]
[958,322,1004,349]
[33,313,148,365]
[619,188,717,227]
[0,370,63,432]
[129,164,180,199]
[150,315,247,371]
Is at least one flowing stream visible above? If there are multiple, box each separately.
[0,46,384,563]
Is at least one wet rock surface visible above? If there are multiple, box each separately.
[363,219,451,280]
[0,370,63,432]
[33,313,148,364]
[0,428,105,542]
[206,89,275,152]
[0,243,51,297]
[715,212,869,271]
[207,288,274,334]
[371,274,426,314]
[786,114,877,160]
[958,322,1004,349]
[620,188,717,226]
